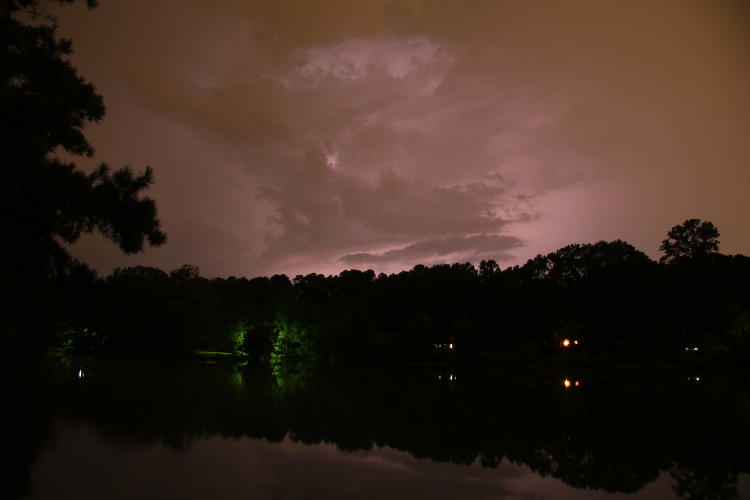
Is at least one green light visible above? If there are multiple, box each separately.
[230,322,248,356]
[60,327,99,351]
[195,351,234,358]
[230,367,245,390]
[270,315,317,362]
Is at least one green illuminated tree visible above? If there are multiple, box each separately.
[659,219,720,264]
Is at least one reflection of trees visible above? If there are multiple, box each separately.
[9,357,750,500]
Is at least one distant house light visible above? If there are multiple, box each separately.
[562,339,571,347]
[562,378,583,389]
[434,343,456,350]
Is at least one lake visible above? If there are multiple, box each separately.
[5,355,750,499]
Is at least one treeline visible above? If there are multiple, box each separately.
[45,224,750,364]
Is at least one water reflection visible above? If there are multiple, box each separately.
[3,356,749,499]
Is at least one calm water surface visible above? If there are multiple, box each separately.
[5,356,750,499]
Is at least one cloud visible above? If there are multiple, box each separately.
[300,37,445,81]
[340,234,523,266]
[58,0,750,277]
[251,147,527,272]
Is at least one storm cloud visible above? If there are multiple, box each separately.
[58,0,750,277]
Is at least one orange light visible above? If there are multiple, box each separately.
[562,339,570,347]
[575,381,580,387]
[573,340,579,345]
[563,378,571,388]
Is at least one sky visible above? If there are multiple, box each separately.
[56,0,750,278]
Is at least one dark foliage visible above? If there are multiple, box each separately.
[50,222,750,365]
[0,0,165,347]
[660,219,720,264]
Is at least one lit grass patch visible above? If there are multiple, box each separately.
[194,350,236,359]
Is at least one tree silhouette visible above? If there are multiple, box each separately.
[1,0,165,345]
[659,219,720,264]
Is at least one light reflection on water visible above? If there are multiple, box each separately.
[5,356,750,500]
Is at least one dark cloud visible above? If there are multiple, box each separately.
[340,234,523,266]
[253,152,523,273]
